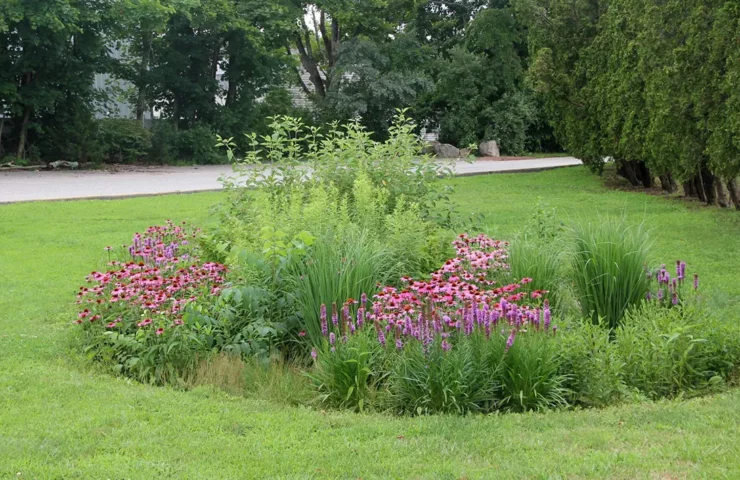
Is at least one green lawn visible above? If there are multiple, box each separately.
[2,167,739,479]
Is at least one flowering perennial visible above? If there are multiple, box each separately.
[320,233,555,353]
[75,221,226,334]
[646,260,698,307]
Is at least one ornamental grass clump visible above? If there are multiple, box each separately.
[571,219,651,329]
[74,221,228,384]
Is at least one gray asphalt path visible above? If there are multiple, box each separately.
[0,157,581,203]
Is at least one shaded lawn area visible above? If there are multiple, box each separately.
[1,167,739,478]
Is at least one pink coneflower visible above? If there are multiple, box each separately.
[137,318,152,327]
[155,327,164,336]
[298,330,306,337]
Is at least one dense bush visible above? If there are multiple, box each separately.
[96,118,152,163]
[616,302,739,399]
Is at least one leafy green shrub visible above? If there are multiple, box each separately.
[615,302,739,399]
[96,118,152,163]
[558,320,625,407]
[176,124,222,164]
[223,110,454,216]
[571,219,651,328]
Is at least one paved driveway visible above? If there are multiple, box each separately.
[0,157,581,203]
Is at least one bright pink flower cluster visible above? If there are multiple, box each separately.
[75,222,226,333]
[322,233,555,352]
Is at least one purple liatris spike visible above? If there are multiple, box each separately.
[377,328,386,346]
[311,348,317,360]
[331,303,339,328]
[342,304,350,323]
[693,274,699,291]
[357,307,365,328]
[320,304,328,336]
[544,304,551,330]
[361,293,367,305]
[680,262,686,281]
[646,292,652,301]
[441,339,451,352]
[657,288,664,301]
[505,330,516,352]
[676,260,681,279]
[672,292,678,305]
[396,338,403,350]
[329,332,335,345]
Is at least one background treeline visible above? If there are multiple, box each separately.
[1,0,739,209]
[522,0,740,208]
[0,0,559,166]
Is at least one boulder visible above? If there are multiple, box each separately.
[421,140,440,156]
[459,148,471,158]
[433,142,460,158]
[479,140,500,157]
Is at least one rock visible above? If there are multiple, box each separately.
[421,140,440,156]
[479,140,500,157]
[458,148,471,158]
[433,143,460,158]
[47,160,79,170]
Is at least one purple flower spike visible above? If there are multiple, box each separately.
[320,304,328,336]
[329,332,336,345]
[331,303,339,328]
[311,348,317,360]
[671,292,678,305]
[544,304,551,330]
[505,330,516,352]
[441,339,451,352]
[657,288,664,301]
[693,274,699,291]
[377,328,386,346]
[396,338,403,350]
[646,292,652,301]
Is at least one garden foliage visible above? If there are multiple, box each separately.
[74,116,740,415]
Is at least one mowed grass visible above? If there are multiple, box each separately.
[1,167,739,479]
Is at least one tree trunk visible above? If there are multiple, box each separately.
[715,177,729,208]
[699,166,716,205]
[693,175,707,202]
[659,172,677,193]
[295,33,326,98]
[727,178,740,210]
[16,105,32,159]
[683,180,695,197]
[636,161,653,188]
[226,36,239,107]
[172,96,179,131]
[617,159,639,186]
[136,33,152,122]
[0,117,5,156]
